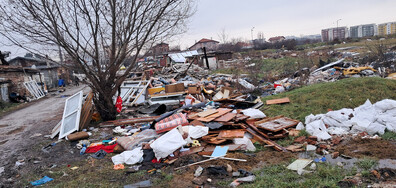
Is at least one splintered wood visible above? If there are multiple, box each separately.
[254,116,299,132]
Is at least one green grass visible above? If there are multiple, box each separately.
[298,129,310,137]
[356,158,378,171]
[253,57,315,78]
[382,130,396,140]
[242,163,353,188]
[0,101,20,116]
[261,77,396,122]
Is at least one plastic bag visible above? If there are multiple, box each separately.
[150,128,187,159]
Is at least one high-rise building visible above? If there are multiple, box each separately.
[321,27,349,42]
[378,22,396,36]
[350,24,376,38]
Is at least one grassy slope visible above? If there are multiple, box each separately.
[261,77,396,122]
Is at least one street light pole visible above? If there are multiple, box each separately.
[336,19,342,39]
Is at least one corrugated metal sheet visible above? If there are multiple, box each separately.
[168,50,198,63]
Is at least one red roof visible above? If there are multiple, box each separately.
[268,36,285,41]
[197,38,219,43]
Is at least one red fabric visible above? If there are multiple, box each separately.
[85,143,118,153]
[115,96,122,113]
[274,84,282,88]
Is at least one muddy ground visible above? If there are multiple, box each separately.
[0,85,90,187]
[335,138,396,159]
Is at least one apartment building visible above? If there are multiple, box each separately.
[378,22,396,36]
[321,27,349,42]
[350,24,377,38]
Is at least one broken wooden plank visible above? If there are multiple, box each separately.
[197,108,232,122]
[240,123,288,152]
[218,129,245,139]
[99,116,160,127]
[266,97,290,105]
[79,92,94,130]
[50,120,62,139]
[196,109,218,118]
[254,116,299,132]
[214,112,237,122]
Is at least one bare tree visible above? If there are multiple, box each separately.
[0,0,195,120]
[217,27,229,44]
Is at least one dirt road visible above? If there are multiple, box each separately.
[0,85,90,183]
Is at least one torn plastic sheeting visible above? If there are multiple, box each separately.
[327,127,349,135]
[305,114,324,125]
[296,122,305,130]
[150,128,187,159]
[376,115,396,132]
[112,147,143,165]
[241,109,266,119]
[374,99,396,113]
[305,120,331,140]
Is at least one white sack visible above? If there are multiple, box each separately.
[188,126,209,139]
[112,147,143,165]
[242,109,266,119]
[150,128,187,159]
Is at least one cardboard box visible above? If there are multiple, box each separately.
[148,87,165,95]
[165,83,185,93]
[188,86,201,94]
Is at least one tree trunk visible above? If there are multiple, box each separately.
[93,88,117,121]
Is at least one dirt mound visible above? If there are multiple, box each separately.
[335,138,396,159]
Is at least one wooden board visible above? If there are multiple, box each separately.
[197,108,233,122]
[218,129,245,139]
[214,112,237,122]
[254,116,299,132]
[79,92,94,130]
[266,97,290,105]
[196,109,218,117]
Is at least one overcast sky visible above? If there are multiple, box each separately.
[172,0,396,49]
[1,0,396,58]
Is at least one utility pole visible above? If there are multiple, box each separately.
[336,19,342,39]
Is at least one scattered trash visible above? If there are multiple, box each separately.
[194,166,204,177]
[30,176,53,186]
[287,159,313,171]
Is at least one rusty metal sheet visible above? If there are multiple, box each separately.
[266,97,290,105]
[197,108,232,122]
[214,112,237,122]
[254,116,299,132]
[218,129,245,139]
